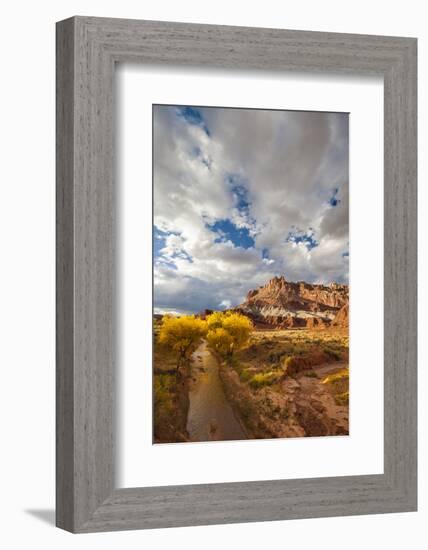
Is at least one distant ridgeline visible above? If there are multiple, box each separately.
[231,276,349,329]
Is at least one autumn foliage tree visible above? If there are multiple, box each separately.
[158,315,207,369]
[206,311,253,356]
[206,327,234,356]
[158,311,252,368]
[206,311,226,331]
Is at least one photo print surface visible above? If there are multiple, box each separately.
[153,104,349,444]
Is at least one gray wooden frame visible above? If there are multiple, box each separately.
[56,16,417,533]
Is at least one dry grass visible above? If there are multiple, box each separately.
[322,367,350,403]
[220,327,349,438]
[233,328,349,387]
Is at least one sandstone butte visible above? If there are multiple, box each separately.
[233,275,349,329]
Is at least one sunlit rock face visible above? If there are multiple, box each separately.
[234,276,349,328]
[332,304,349,328]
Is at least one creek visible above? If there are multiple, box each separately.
[186,342,246,442]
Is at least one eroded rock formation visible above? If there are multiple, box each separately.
[332,303,349,328]
[235,275,348,328]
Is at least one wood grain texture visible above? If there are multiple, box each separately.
[56,17,75,531]
[56,16,417,533]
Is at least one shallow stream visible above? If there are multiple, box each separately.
[186,342,246,442]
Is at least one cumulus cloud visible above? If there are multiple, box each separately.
[153,105,349,312]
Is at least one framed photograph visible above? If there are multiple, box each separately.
[151,104,350,446]
[56,17,417,532]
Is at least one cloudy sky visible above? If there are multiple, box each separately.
[153,105,349,314]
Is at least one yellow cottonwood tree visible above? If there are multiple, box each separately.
[206,311,253,356]
[206,311,226,330]
[158,315,207,368]
[206,327,234,355]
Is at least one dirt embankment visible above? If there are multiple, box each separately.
[218,329,349,439]
[219,361,349,438]
[153,343,191,444]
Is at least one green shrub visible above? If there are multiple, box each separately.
[239,368,254,382]
[249,371,278,389]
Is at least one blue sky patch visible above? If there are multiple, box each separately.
[226,174,251,212]
[286,229,319,250]
[153,226,168,256]
[208,218,255,249]
[176,106,210,136]
[328,188,341,207]
[154,226,193,264]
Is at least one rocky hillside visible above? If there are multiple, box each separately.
[235,276,349,329]
[332,303,349,328]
